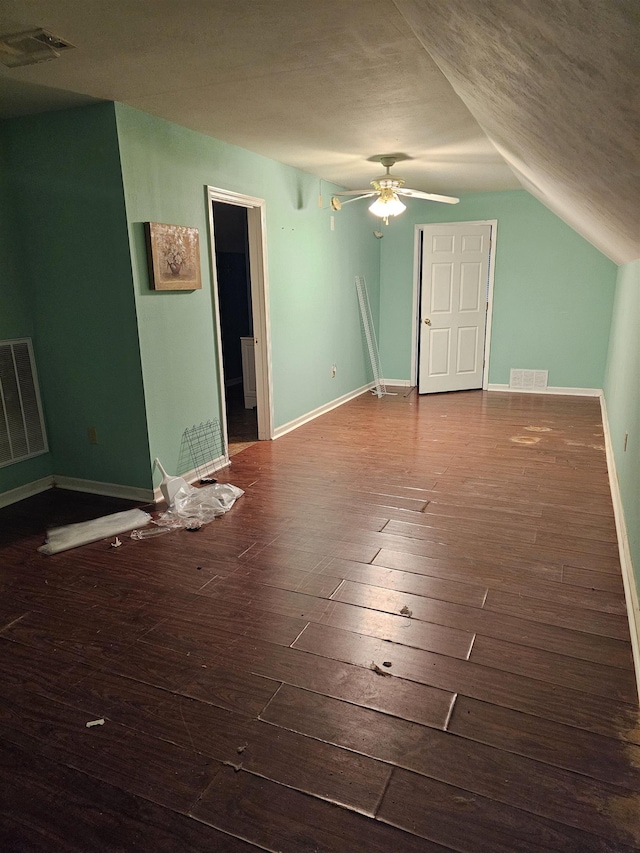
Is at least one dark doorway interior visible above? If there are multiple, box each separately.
[212,201,258,454]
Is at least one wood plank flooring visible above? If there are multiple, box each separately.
[1,389,639,852]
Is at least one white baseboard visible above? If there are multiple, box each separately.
[487,384,602,397]
[53,475,154,503]
[382,378,412,387]
[0,476,53,509]
[600,395,640,702]
[1,461,236,510]
[273,382,375,440]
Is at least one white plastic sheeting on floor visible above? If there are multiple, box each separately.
[156,483,244,529]
[38,508,151,555]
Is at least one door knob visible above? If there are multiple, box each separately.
[424,318,431,326]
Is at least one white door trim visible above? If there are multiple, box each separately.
[411,220,497,390]
[206,186,274,442]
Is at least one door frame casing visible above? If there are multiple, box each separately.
[206,186,274,442]
[410,219,498,390]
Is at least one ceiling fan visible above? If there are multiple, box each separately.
[330,156,459,224]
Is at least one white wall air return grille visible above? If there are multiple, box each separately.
[509,368,549,390]
[0,338,48,467]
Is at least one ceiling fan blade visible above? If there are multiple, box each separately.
[333,189,376,197]
[331,192,377,210]
[397,188,460,204]
[335,194,378,209]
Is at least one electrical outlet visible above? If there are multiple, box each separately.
[88,426,98,444]
[330,215,335,232]
[331,364,337,378]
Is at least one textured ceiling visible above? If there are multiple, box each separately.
[394,0,640,262]
[0,0,637,261]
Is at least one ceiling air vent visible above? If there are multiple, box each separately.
[0,29,75,68]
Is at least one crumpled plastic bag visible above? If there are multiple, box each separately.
[156,482,244,529]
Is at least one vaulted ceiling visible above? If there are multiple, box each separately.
[1,0,637,262]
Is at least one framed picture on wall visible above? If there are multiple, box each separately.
[145,222,202,290]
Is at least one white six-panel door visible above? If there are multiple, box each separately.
[418,223,491,394]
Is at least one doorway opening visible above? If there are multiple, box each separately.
[411,220,497,394]
[207,187,273,456]
[211,202,257,455]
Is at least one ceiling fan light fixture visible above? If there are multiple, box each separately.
[368,190,406,219]
[330,155,459,221]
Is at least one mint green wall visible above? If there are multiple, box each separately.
[0,141,35,339]
[0,101,628,518]
[114,104,379,477]
[379,190,617,387]
[604,259,640,596]
[0,130,54,491]
[0,104,151,490]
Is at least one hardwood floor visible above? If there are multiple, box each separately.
[225,383,258,457]
[1,389,639,852]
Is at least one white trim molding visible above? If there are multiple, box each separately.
[1,459,236,509]
[53,475,153,503]
[600,396,640,701]
[382,378,412,387]
[411,219,498,391]
[487,384,603,397]
[0,476,53,509]
[273,383,375,440]
[207,186,274,442]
